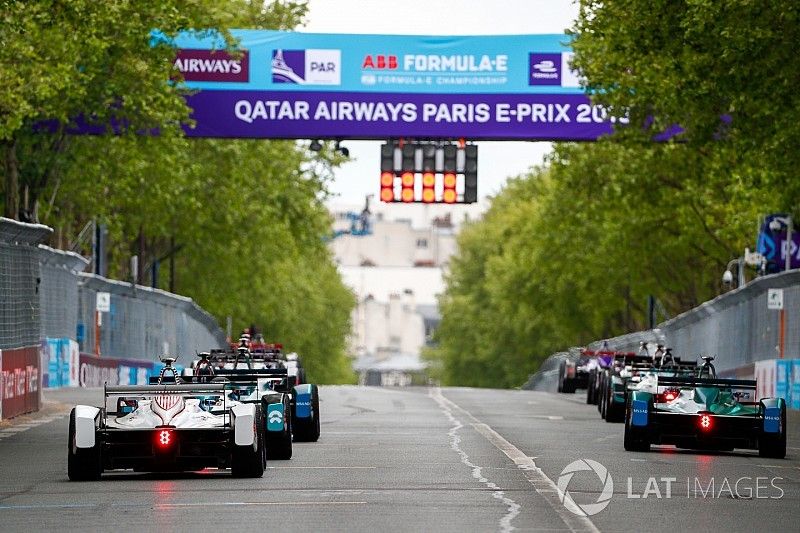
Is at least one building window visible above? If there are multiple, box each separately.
[416,238,428,249]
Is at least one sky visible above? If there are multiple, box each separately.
[302,0,580,207]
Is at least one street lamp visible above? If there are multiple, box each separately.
[769,215,793,271]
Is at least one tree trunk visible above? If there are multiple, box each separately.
[3,139,19,220]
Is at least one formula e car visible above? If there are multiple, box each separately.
[623,358,787,457]
[186,344,320,450]
[585,349,633,405]
[601,349,696,423]
[67,378,266,481]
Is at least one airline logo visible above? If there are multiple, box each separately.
[174,49,249,82]
[272,49,341,85]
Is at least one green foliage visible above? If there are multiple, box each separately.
[430,0,799,387]
[0,1,357,383]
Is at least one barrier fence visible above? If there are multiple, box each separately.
[0,217,226,419]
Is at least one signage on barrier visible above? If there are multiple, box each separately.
[768,289,784,310]
[96,292,111,312]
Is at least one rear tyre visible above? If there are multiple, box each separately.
[759,405,787,459]
[557,362,564,393]
[293,385,321,442]
[232,409,266,478]
[586,370,596,404]
[264,395,293,460]
[623,400,650,452]
[67,408,102,481]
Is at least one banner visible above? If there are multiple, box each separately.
[78,353,153,387]
[756,214,800,271]
[164,30,618,140]
[0,346,41,419]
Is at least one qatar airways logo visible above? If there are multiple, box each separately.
[174,49,249,82]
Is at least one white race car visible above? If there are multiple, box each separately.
[67,380,266,481]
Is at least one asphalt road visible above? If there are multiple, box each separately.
[0,386,797,532]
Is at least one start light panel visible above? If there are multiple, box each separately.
[379,141,477,204]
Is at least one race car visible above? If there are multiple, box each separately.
[600,349,695,423]
[67,361,266,481]
[557,349,591,393]
[623,357,787,457]
[186,344,320,450]
[586,349,633,405]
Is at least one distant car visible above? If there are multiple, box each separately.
[623,357,787,457]
[67,362,266,481]
[185,344,320,455]
[600,350,695,423]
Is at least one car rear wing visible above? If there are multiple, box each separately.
[656,376,758,405]
[105,383,230,395]
[656,376,757,388]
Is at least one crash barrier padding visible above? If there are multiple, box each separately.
[78,353,156,387]
[0,345,41,419]
[42,338,79,388]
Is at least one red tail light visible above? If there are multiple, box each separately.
[156,429,174,448]
[699,415,712,430]
[665,392,676,401]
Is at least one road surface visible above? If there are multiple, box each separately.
[0,386,797,532]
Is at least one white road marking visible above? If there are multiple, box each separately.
[0,502,367,511]
[268,466,378,469]
[430,388,521,533]
[432,388,601,533]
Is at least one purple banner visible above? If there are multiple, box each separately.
[183,91,617,140]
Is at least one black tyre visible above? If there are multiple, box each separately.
[67,408,102,481]
[606,392,624,423]
[623,400,650,452]
[759,405,787,459]
[557,362,565,393]
[293,384,321,442]
[232,408,266,478]
[597,373,607,413]
[263,394,293,460]
[586,370,596,404]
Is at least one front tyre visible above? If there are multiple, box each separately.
[67,408,102,481]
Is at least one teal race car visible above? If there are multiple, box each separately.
[623,357,787,458]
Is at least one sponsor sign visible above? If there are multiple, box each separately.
[160,30,614,140]
[0,346,40,419]
[78,353,153,387]
[174,49,249,82]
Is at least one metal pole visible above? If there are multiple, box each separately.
[786,216,793,271]
[737,257,745,287]
[779,308,786,359]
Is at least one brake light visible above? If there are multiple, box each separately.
[665,392,676,401]
[699,415,712,430]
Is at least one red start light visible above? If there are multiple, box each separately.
[401,187,414,203]
[380,172,394,187]
[442,189,457,204]
[443,173,457,188]
[699,415,712,430]
[401,172,415,187]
